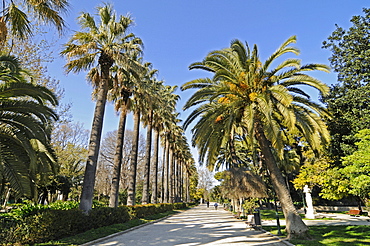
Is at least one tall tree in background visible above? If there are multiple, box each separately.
[126,62,154,205]
[61,3,142,212]
[322,8,370,165]
[141,72,161,204]
[108,58,142,207]
[151,85,179,203]
[182,36,330,239]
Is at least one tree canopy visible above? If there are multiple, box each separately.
[323,8,370,164]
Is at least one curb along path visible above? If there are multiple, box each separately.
[86,204,288,246]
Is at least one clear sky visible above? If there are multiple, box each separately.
[47,0,368,152]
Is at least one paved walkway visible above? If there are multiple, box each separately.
[84,204,288,246]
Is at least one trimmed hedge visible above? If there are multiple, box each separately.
[0,202,195,245]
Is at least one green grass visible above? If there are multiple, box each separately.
[35,210,179,246]
[263,225,370,246]
[260,209,284,220]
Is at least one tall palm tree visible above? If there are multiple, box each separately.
[0,54,58,199]
[61,3,142,212]
[141,75,162,204]
[0,0,69,43]
[182,36,330,239]
[126,62,155,205]
[108,58,142,207]
[151,85,179,203]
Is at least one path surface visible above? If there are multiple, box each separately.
[85,204,288,246]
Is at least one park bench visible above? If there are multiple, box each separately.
[348,209,361,216]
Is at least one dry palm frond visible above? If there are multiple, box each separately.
[0,17,8,47]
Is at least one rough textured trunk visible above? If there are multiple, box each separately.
[186,170,190,203]
[164,136,170,203]
[178,161,183,202]
[79,63,110,213]
[109,108,127,207]
[169,148,174,203]
[127,109,140,205]
[161,136,167,203]
[151,128,160,203]
[254,121,310,239]
[142,111,153,204]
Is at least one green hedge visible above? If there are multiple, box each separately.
[0,202,193,245]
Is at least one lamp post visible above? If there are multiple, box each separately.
[274,197,282,236]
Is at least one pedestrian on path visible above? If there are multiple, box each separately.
[214,202,218,210]
[207,201,210,208]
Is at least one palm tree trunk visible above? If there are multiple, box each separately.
[161,136,167,203]
[254,120,309,239]
[151,128,160,203]
[79,70,109,212]
[109,107,127,207]
[186,170,190,203]
[142,110,153,204]
[164,135,170,203]
[127,109,141,205]
[169,148,174,203]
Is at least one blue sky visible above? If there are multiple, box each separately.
[48,1,368,151]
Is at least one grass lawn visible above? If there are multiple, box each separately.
[260,209,284,220]
[263,225,370,246]
[35,210,179,246]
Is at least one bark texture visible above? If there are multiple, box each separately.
[109,108,127,207]
[79,58,111,213]
[254,120,310,239]
[127,109,140,205]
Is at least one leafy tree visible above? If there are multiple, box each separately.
[339,129,370,208]
[322,8,370,164]
[61,3,142,212]
[182,36,330,239]
[295,130,370,211]
[52,121,89,201]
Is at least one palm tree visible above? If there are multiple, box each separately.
[141,75,162,204]
[151,86,180,203]
[107,73,131,207]
[0,54,58,199]
[108,61,141,207]
[126,62,155,205]
[181,36,330,239]
[0,0,69,44]
[61,3,142,212]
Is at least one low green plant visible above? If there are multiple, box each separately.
[0,202,191,245]
[37,210,179,245]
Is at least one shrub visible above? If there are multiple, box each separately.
[0,202,184,245]
[88,206,130,228]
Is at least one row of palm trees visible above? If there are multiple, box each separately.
[61,4,196,212]
[181,37,330,239]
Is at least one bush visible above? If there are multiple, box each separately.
[0,202,188,245]
[88,206,130,228]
